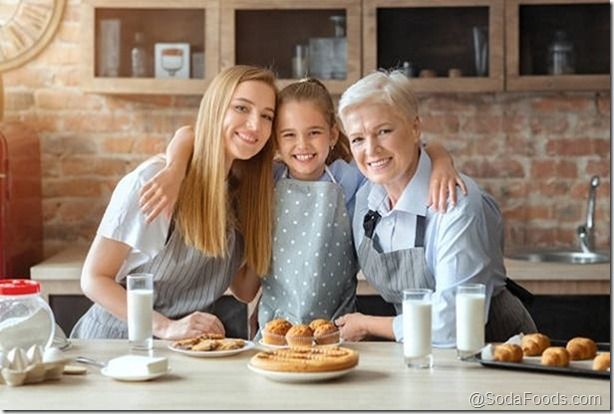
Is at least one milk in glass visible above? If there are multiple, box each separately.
[127,273,154,351]
[402,289,433,368]
[456,284,486,360]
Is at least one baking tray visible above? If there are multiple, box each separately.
[477,341,610,380]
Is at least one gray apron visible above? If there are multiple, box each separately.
[71,225,244,339]
[258,167,357,329]
[358,209,536,343]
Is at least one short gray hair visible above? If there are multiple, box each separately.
[338,70,419,122]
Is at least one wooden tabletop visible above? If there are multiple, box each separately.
[1,340,609,410]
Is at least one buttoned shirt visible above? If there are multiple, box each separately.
[353,151,507,347]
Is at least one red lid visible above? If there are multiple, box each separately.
[0,279,41,295]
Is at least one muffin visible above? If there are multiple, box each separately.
[285,324,314,347]
[314,322,340,345]
[262,319,293,346]
[309,319,331,331]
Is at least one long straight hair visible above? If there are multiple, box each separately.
[175,65,276,276]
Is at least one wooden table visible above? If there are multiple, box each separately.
[1,340,609,410]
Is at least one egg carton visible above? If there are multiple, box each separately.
[0,345,69,386]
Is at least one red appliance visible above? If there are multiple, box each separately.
[0,121,43,278]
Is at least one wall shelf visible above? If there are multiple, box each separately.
[80,0,609,95]
[363,0,505,93]
[81,0,219,95]
[220,0,361,95]
[505,0,610,91]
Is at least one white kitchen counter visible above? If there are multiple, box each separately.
[31,246,610,300]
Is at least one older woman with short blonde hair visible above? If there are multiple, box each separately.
[335,71,536,346]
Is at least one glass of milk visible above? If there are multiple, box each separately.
[456,283,486,360]
[127,273,154,351]
[402,288,433,369]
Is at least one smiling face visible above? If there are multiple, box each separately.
[223,80,276,165]
[275,100,338,181]
[342,102,421,201]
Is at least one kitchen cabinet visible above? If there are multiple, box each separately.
[363,0,505,93]
[80,0,609,95]
[81,0,219,95]
[220,0,362,94]
[505,0,610,91]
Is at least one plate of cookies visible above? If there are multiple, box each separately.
[247,346,359,383]
[479,333,610,379]
[258,318,343,349]
[169,333,255,358]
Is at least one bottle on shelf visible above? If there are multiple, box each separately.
[131,32,148,78]
[548,30,575,75]
[291,44,309,79]
[329,15,347,80]
[401,61,414,78]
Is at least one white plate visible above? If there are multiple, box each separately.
[247,364,355,383]
[168,340,255,358]
[257,338,344,350]
[100,367,170,382]
[257,339,288,350]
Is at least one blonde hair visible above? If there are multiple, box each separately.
[338,70,419,124]
[276,78,352,163]
[175,65,276,276]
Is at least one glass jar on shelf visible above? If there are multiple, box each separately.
[308,14,347,80]
[548,30,575,75]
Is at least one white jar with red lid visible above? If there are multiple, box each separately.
[0,279,55,351]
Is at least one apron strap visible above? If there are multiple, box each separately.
[363,210,381,239]
[281,165,338,184]
[415,215,426,248]
[505,277,534,306]
[363,210,427,248]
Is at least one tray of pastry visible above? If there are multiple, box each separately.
[247,346,359,383]
[477,334,610,380]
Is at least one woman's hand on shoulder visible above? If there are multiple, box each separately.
[156,312,225,340]
[428,159,467,213]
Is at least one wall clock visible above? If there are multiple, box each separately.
[0,0,66,72]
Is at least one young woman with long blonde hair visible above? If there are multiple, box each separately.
[71,65,277,340]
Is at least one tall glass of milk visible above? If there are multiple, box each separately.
[456,283,486,360]
[127,273,154,351]
[402,288,433,369]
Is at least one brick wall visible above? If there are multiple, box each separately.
[2,2,611,256]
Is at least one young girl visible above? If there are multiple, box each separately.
[71,65,277,340]
[139,78,465,333]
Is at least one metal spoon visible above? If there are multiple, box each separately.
[74,356,106,368]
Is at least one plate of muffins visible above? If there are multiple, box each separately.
[479,333,610,379]
[258,318,343,349]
